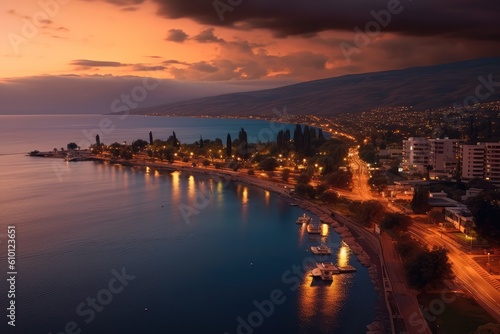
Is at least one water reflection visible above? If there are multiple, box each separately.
[321,223,329,237]
[171,171,181,203]
[187,175,195,201]
[297,240,352,331]
[264,190,270,206]
[338,242,350,267]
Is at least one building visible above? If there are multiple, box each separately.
[428,138,460,177]
[485,142,500,184]
[444,206,475,234]
[402,137,430,173]
[461,142,500,185]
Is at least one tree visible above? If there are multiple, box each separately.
[303,125,311,155]
[354,200,385,226]
[238,128,248,158]
[167,132,179,147]
[466,189,500,245]
[282,168,291,182]
[381,213,412,232]
[149,131,153,145]
[228,160,240,171]
[67,142,78,150]
[131,139,148,153]
[297,172,311,185]
[247,169,255,175]
[294,183,316,199]
[471,323,500,334]
[411,186,431,214]
[405,246,454,290]
[324,170,352,189]
[318,128,325,143]
[96,134,101,146]
[202,159,210,167]
[293,124,303,152]
[319,190,339,204]
[259,157,278,171]
[199,135,204,148]
[426,165,433,180]
[226,133,232,157]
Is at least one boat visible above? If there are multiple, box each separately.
[307,223,322,234]
[296,213,312,224]
[311,244,332,255]
[312,262,339,280]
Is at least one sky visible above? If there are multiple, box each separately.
[1,0,500,113]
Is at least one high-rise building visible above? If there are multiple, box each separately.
[461,142,500,185]
[429,138,460,174]
[402,137,430,173]
[485,142,500,183]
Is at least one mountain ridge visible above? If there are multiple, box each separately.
[128,58,500,117]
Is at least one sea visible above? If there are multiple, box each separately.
[0,115,377,334]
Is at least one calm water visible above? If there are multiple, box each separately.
[0,115,376,334]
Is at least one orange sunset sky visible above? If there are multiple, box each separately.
[1,0,499,113]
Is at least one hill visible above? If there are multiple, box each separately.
[129,58,500,117]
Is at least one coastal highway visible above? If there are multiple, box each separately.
[349,148,373,201]
[410,223,500,322]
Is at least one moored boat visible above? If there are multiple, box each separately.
[296,213,312,224]
[311,244,332,255]
[307,223,322,234]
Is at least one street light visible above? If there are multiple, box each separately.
[488,252,490,267]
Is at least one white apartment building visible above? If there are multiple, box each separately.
[461,142,500,185]
[402,137,430,173]
[429,138,460,174]
[485,142,500,183]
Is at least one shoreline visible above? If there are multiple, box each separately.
[53,154,389,333]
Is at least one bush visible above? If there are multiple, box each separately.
[247,169,255,175]
[381,213,412,232]
[319,190,339,204]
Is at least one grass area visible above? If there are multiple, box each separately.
[449,232,489,247]
[417,293,498,334]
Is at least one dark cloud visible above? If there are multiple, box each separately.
[168,39,330,81]
[97,0,144,6]
[151,0,500,40]
[70,59,126,67]
[190,61,218,73]
[121,6,139,11]
[192,28,225,43]
[165,28,189,43]
[162,59,189,65]
[132,64,166,71]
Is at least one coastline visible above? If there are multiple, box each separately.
[51,154,389,333]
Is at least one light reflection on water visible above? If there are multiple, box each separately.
[297,243,354,332]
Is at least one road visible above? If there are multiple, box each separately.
[349,147,373,201]
[410,223,500,322]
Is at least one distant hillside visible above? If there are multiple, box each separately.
[128,58,500,117]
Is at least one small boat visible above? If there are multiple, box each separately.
[312,262,339,280]
[307,224,322,234]
[311,244,332,255]
[296,213,312,224]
